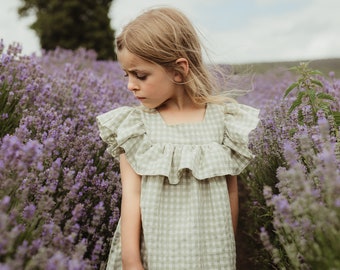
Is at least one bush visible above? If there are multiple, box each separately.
[238,64,340,269]
[0,40,136,269]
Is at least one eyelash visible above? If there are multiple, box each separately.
[124,73,147,81]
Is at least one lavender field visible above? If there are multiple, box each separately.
[1,40,339,270]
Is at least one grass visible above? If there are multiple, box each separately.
[234,58,340,76]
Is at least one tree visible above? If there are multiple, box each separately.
[18,0,116,60]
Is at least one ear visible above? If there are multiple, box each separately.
[173,58,189,83]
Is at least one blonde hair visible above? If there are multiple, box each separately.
[116,7,236,105]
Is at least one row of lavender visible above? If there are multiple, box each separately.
[0,40,137,269]
[237,63,340,269]
[1,39,339,269]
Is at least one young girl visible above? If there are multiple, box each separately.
[97,7,259,270]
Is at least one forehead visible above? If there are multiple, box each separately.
[117,48,155,71]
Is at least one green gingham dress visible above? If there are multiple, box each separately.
[97,102,259,270]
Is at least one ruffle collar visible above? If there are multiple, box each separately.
[97,103,259,184]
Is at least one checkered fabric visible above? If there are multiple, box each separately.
[97,103,259,270]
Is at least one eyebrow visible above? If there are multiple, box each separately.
[124,68,148,73]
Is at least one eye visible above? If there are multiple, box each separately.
[123,71,147,80]
[136,73,147,80]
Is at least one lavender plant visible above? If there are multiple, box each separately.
[0,39,39,137]
[283,62,340,157]
[262,115,340,269]
[237,70,297,269]
[284,63,334,122]
[238,63,340,269]
[0,41,136,269]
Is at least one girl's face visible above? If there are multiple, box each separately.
[118,48,181,109]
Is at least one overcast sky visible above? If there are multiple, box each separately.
[1,0,339,64]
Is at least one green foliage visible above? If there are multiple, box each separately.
[284,62,339,126]
[238,155,286,270]
[18,0,116,60]
[333,111,340,125]
[284,62,340,159]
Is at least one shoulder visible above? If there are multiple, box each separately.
[208,102,259,121]
[96,106,147,131]
[218,102,259,116]
[223,102,259,130]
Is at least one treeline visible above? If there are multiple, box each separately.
[18,0,116,60]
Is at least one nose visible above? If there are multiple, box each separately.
[127,78,139,92]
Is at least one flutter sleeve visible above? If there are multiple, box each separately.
[221,102,260,174]
[96,106,149,160]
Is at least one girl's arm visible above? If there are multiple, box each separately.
[119,153,144,270]
[226,175,239,235]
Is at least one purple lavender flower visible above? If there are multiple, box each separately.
[22,203,36,220]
